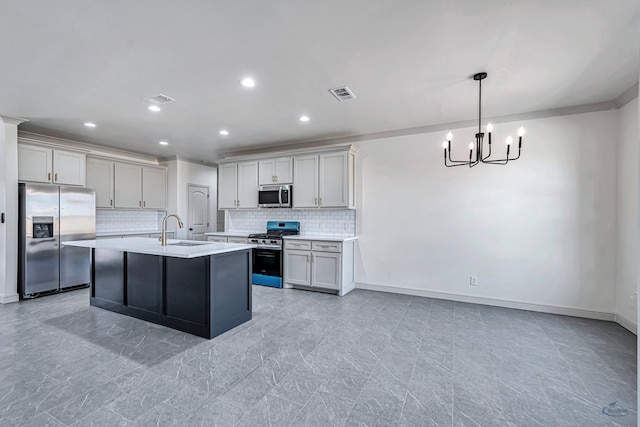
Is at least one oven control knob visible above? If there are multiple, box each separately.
[270,240,277,244]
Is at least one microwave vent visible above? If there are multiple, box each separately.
[328,86,356,101]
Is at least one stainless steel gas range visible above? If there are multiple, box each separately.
[248,221,300,288]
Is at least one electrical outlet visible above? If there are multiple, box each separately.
[470,276,478,286]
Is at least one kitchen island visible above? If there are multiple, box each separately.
[63,238,254,339]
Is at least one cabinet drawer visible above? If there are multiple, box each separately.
[312,241,341,252]
[228,237,248,243]
[285,240,311,250]
[207,236,228,243]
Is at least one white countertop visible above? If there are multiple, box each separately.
[283,235,358,242]
[204,231,254,237]
[63,237,255,259]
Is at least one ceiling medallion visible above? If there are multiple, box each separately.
[443,72,525,167]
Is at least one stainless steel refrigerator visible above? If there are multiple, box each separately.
[18,183,96,298]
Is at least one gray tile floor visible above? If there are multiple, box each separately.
[0,286,636,426]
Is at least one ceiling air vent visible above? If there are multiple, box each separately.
[328,86,356,101]
[142,94,176,105]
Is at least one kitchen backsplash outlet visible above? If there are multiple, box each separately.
[227,209,355,236]
[96,210,166,233]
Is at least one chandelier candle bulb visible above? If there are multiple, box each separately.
[447,131,453,141]
[486,122,493,132]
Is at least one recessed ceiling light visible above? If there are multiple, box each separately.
[239,77,255,88]
[298,115,310,122]
[148,105,161,112]
[84,122,96,128]
[159,141,168,146]
[219,130,229,136]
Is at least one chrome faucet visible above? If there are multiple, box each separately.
[161,214,184,246]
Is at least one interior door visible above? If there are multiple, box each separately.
[188,185,209,241]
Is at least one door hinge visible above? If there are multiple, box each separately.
[207,222,209,227]
[207,194,210,198]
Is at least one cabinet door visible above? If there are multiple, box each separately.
[18,144,52,183]
[114,163,142,208]
[218,164,238,209]
[53,150,86,186]
[142,167,167,209]
[258,160,275,185]
[86,158,114,208]
[319,152,348,208]
[237,161,258,208]
[293,155,318,208]
[284,250,312,286]
[274,157,293,183]
[311,251,341,290]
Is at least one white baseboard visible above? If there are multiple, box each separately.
[0,293,19,304]
[355,282,615,322]
[615,313,637,335]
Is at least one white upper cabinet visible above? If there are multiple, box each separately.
[237,161,258,208]
[53,150,86,186]
[220,146,356,210]
[113,162,166,209]
[218,164,238,209]
[86,158,114,208]
[319,151,348,208]
[142,167,166,209]
[293,148,355,209]
[19,144,86,186]
[258,157,293,185]
[89,158,166,210]
[219,162,258,209]
[18,144,52,183]
[292,155,319,208]
[114,163,142,208]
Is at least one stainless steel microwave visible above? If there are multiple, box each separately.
[258,185,292,208]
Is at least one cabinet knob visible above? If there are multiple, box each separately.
[319,197,322,205]
[110,199,113,206]
[54,173,58,182]
[48,172,51,181]
[139,201,142,207]
[143,201,146,207]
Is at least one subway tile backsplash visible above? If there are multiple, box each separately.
[227,209,355,237]
[96,210,166,233]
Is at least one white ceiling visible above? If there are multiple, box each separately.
[1,0,639,162]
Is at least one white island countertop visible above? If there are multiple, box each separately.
[283,235,358,242]
[63,237,256,259]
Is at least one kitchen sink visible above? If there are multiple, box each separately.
[166,241,211,247]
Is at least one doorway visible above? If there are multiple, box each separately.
[187,185,209,240]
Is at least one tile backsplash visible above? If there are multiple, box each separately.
[96,210,166,233]
[227,209,356,237]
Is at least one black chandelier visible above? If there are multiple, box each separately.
[443,72,524,167]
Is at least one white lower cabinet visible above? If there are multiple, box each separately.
[284,239,355,296]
